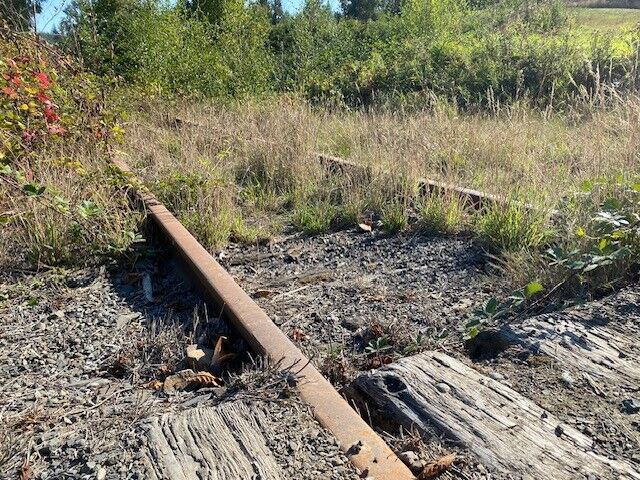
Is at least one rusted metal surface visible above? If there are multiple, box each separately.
[112,158,415,480]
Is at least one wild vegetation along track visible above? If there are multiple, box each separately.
[112,157,414,480]
[317,152,557,216]
[162,116,539,211]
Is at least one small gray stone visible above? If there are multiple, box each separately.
[489,372,504,381]
[341,317,363,332]
[96,466,107,480]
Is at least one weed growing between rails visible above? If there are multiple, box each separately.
[0,28,142,269]
[120,97,640,347]
[467,180,640,338]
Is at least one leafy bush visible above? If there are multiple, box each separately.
[62,0,273,98]
[466,180,640,338]
[549,180,640,290]
[53,0,640,108]
[0,27,141,267]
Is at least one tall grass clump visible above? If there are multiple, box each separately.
[476,201,553,252]
[416,193,467,234]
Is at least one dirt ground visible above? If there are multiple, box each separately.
[223,229,506,382]
[224,228,640,477]
[2,228,638,479]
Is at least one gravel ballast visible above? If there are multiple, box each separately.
[223,230,505,381]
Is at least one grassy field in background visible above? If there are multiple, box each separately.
[570,7,640,31]
[569,7,640,54]
[569,7,640,56]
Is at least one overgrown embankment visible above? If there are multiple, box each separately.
[0,28,141,269]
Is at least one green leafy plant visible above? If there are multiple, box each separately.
[465,281,544,338]
[365,335,392,355]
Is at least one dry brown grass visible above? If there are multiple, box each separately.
[122,95,639,251]
[0,144,141,269]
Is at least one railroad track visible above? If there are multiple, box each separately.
[112,156,640,480]
[113,158,414,479]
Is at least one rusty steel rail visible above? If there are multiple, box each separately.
[112,157,415,480]
[318,152,502,208]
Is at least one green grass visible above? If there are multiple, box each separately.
[569,7,640,54]
[570,7,640,32]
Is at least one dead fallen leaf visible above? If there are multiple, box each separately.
[186,344,207,363]
[143,379,163,390]
[365,294,386,302]
[368,322,385,339]
[163,369,221,394]
[365,354,394,369]
[357,222,372,232]
[291,328,307,342]
[419,453,455,478]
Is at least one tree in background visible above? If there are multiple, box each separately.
[340,0,380,21]
[58,0,146,75]
[258,0,284,24]
[2,0,41,31]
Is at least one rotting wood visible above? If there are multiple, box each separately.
[351,351,640,479]
[141,402,285,480]
[481,287,640,387]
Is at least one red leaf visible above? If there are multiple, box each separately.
[9,74,22,86]
[44,105,59,123]
[34,71,50,89]
[2,86,17,99]
[36,91,51,105]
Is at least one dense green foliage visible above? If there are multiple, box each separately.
[54,0,640,107]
